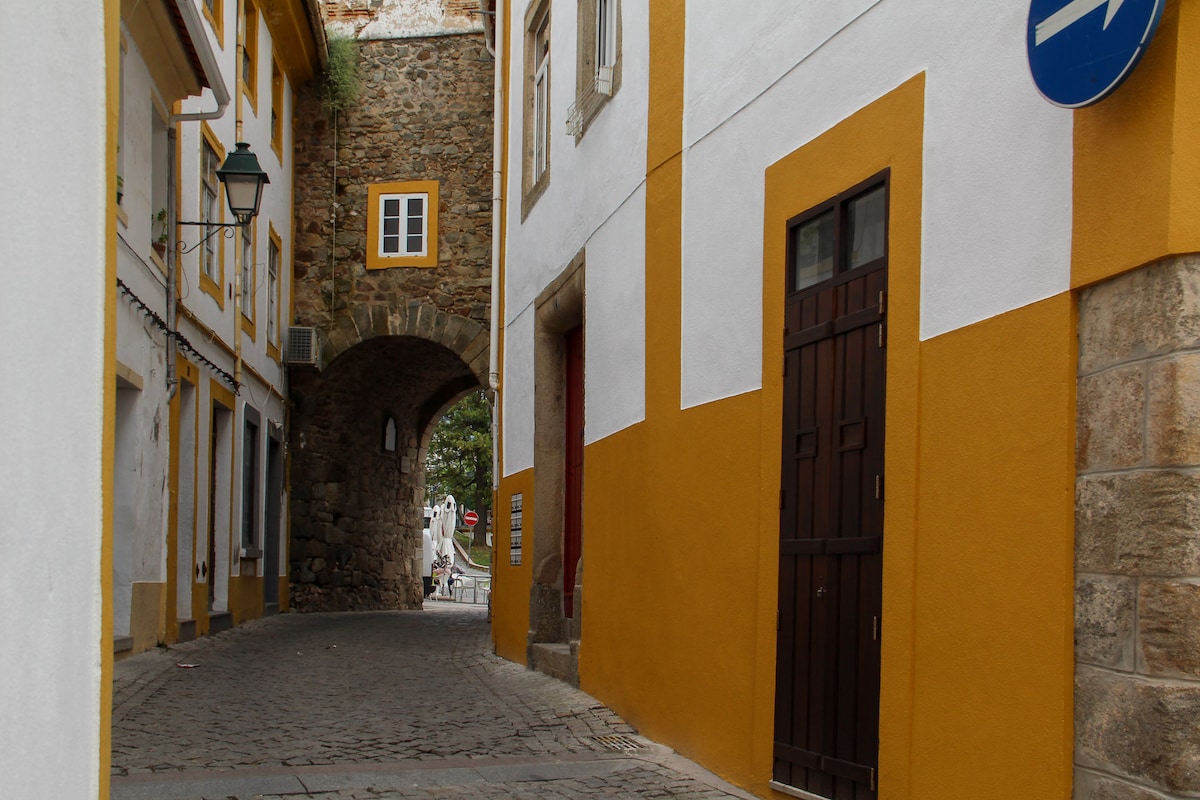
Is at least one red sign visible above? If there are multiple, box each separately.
[463,510,479,526]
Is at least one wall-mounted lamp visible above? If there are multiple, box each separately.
[177,143,270,253]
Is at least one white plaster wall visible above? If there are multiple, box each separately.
[501,0,650,473]
[115,34,174,622]
[680,0,1073,407]
[585,185,647,444]
[502,308,537,473]
[0,0,106,796]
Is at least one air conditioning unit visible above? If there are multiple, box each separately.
[285,326,320,369]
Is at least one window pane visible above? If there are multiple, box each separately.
[406,216,423,236]
[383,198,400,217]
[792,211,834,291]
[383,217,399,236]
[847,186,886,269]
[407,197,424,217]
[382,235,399,254]
[407,234,423,253]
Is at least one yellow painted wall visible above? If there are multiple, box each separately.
[229,573,264,624]
[1073,0,1200,287]
[762,75,926,797]
[495,3,1085,799]
[492,468,534,665]
[129,582,166,653]
[907,297,1075,797]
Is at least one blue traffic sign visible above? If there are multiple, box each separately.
[1027,0,1164,108]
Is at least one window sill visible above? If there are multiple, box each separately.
[116,204,129,228]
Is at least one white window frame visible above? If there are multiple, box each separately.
[378,192,429,259]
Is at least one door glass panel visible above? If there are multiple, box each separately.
[792,210,834,291]
[847,186,886,269]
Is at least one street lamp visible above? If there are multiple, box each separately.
[216,142,270,225]
[177,143,270,252]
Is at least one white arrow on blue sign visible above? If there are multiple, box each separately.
[1027,0,1164,107]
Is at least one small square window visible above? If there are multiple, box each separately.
[367,181,439,269]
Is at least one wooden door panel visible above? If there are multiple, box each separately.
[776,262,884,800]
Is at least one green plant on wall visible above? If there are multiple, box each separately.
[321,33,360,113]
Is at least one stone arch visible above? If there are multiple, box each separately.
[287,306,488,613]
[318,301,491,391]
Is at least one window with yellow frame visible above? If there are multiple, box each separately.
[202,0,224,48]
[270,56,284,156]
[241,0,259,112]
[199,122,226,309]
[366,180,439,269]
[266,224,283,358]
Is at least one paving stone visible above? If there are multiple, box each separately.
[112,604,753,799]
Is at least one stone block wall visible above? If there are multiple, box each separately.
[287,29,492,612]
[292,32,492,330]
[1075,255,1200,799]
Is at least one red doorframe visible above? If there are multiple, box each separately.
[563,325,584,618]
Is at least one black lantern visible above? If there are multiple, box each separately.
[216,142,270,225]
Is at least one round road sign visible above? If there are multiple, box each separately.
[1027,0,1164,108]
[463,510,479,526]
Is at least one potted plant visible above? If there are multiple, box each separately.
[152,208,168,258]
[116,174,124,205]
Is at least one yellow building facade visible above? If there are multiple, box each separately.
[492,1,1200,798]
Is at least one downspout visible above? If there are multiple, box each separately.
[485,0,504,491]
[487,0,502,392]
[169,0,232,125]
[167,0,231,399]
[233,0,246,390]
[166,127,179,401]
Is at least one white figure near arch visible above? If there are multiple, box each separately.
[430,494,458,597]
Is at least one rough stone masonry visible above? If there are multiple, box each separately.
[288,25,493,613]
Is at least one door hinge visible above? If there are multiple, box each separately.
[873,615,879,641]
[875,474,882,500]
[878,290,886,316]
[878,322,885,348]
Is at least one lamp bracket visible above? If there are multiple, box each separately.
[175,222,238,256]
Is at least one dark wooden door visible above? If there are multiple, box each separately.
[563,325,584,619]
[775,177,887,799]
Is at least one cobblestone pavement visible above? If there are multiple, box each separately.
[111,603,755,799]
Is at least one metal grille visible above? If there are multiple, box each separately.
[285,326,319,368]
[593,734,643,752]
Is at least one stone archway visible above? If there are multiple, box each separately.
[288,304,487,612]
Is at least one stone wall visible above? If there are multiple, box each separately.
[292,32,492,331]
[1075,255,1200,799]
[288,30,492,612]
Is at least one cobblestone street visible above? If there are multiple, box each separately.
[111,603,753,799]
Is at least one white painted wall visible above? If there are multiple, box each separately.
[502,0,650,474]
[680,0,1072,407]
[0,0,107,796]
[115,30,174,634]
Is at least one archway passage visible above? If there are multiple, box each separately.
[289,334,480,612]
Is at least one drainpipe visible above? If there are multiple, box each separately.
[169,0,232,126]
[167,0,231,398]
[232,0,246,390]
[485,0,503,491]
[166,127,179,401]
[486,0,502,394]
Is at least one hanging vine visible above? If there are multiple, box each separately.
[321,32,361,315]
